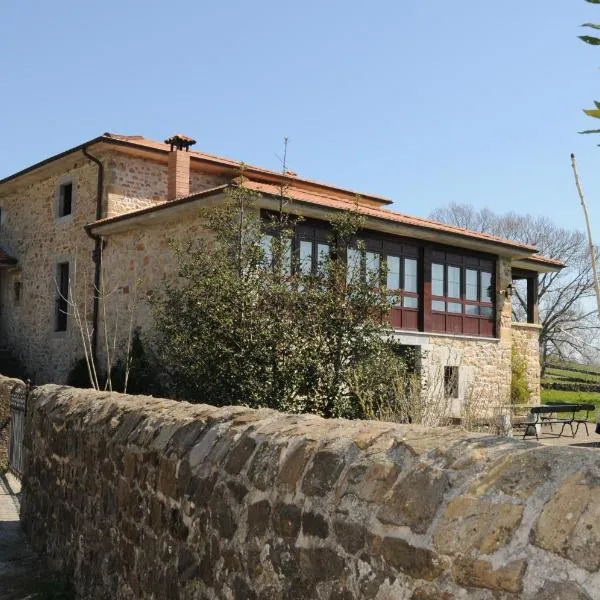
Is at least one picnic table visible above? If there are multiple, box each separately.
[519,403,595,440]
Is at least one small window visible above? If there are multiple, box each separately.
[14,280,21,304]
[0,207,3,225]
[58,183,73,217]
[55,262,69,331]
[444,366,459,398]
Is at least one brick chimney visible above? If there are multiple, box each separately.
[165,134,196,200]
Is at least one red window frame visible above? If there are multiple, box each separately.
[427,250,495,337]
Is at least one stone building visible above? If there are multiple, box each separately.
[0,132,562,412]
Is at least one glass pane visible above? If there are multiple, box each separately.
[404,258,417,293]
[481,271,493,302]
[299,240,313,275]
[282,238,292,275]
[403,296,418,309]
[366,252,380,283]
[347,247,361,283]
[387,255,400,289]
[447,266,461,298]
[261,235,273,267]
[466,269,478,301]
[317,243,329,275]
[432,300,445,312]
[465,304,480,315]
[480,306,493,318]
[432,263,444,296]
[447,302,462,313]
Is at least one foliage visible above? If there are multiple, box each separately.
[66,358,93,388]
[151,183,394,418]
[579,0,600,133]
[511,346,531,405]
[109,329,164,396]
[542,380,600,392]
[429,203,600,367]
[347,345,422,422]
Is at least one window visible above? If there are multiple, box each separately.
[386,255,419,309]
[295,221,331,277]
[58,182,73,218]
[444,366,459,398]
[55,262,69,332]
[14,280,21,305]
[429,252,495,337]
[299,240,313,275]
[0,207,3,225]
[260,234,292,274]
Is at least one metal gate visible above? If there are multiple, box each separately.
[8,382,28,477]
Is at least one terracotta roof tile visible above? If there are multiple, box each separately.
[100,133,394,206]
[240,180,539,253]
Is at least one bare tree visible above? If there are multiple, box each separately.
[429,203,600,368]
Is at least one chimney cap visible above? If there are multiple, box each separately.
[164,134,197,151]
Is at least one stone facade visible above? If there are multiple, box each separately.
[19,380,600,599]
[105,154,227,217]
[392,257,515,418]
[0,148,227,384]
[511,323,542,404]
[0,136,546,410]
[0,156,100,383]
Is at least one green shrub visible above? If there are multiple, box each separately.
[66,358,93,388]
[511,346,531,405]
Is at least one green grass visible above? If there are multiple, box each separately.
[540,389,600,422]
[545,367,600,383]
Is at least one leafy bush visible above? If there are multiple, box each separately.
[511,346,531,405]
[66,358,93,388]
[109,329,164,396]
[151,185,393,418]
[542,381,600,392]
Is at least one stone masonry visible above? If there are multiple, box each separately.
[512,323,542,403]
[0,148,227,384]
[19,379,600,599]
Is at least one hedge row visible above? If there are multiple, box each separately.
[542,381,600,393]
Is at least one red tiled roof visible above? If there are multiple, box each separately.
[89,179,565,269]
[520,254,565,268]
[240,180,540,253]
[102,133,394,206]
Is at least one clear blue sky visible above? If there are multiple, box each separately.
[2,1,600,233]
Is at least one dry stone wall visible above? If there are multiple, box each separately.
[20,382,600,599]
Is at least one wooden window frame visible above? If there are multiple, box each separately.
[425,249,496,337]
[260,213,498,338]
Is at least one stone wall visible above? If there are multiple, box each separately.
[0,155,100,384]
[423,334,511,418]
[21,383,600,599]
[511,323,541,404]
[105,154,228,217]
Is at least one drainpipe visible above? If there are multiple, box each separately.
[82,147,104,367]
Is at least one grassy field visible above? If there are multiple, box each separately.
[542,361,600,422]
